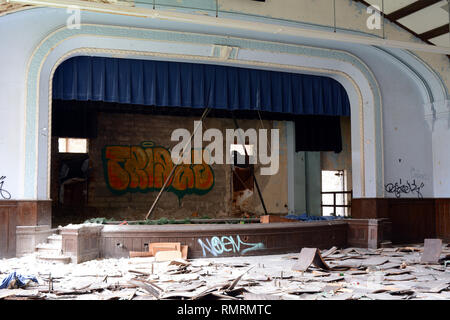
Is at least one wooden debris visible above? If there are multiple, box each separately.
[168,259,190,267]
[181,245,189,260]
[383,269,411,276]
[149,242,181,256]
[128,279,160,299]
[321,246,339,258]
[226,266,255,291]
[128,269,151,276]
[129,251,153,258]
[260,215,297,223]
[155,250,182,262]
[361,257,389,267]
[399,246,422,253]
[384,274,417,282]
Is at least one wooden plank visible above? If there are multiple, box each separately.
[129,251,153,258]
[154,250,182,262]
[260,215,297,224]
[149,242,181,256]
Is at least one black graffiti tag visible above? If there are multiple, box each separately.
[0,176,11,200]
[385,179,424,199]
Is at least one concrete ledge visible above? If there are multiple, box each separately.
[16,225,55,257]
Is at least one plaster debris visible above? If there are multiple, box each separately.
[0,242,450,300]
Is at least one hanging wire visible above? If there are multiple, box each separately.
[382,0,385,39]
[333,0,337,33]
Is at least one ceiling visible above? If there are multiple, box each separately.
[356,0,449,47]
[1,1,449,48]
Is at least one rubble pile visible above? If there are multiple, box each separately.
[1,242,450,300]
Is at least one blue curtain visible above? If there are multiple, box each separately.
[53,56,350,116]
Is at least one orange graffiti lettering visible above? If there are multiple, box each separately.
[103,142,215,198]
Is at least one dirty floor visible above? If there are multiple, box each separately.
[1,244,450,300]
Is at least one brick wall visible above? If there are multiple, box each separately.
[52,112,288,223]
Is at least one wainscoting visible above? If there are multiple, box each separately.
[435,199,450,242]
[352,198,450,243]
[0,201,52,258]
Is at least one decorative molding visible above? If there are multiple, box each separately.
[425,99,450,131]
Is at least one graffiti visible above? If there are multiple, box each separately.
[0,176,11,200]
[197,235,265,257]
[385,179,424,199]
[102,141,214,199]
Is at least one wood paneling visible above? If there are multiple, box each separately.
[100,222,348,259]
[388,199,435,244]
[16,201,52,226]
[435,199,450,242]
[352,198,442,244]
[0,201,17,258]
[0,200,52,258]
[352,198,389,219]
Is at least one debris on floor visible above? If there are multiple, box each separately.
[0,272,39,289]
[292,248,330,272]
[421,239,442,264]
[0,242,449,300]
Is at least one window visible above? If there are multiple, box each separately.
[321,170,351,217]
[58,138,88,153]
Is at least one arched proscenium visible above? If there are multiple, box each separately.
[26,24,384,202]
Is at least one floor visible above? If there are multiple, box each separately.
[1,244,450,300]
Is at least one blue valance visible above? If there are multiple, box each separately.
[53,56,350,116]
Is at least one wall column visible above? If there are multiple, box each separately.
[287,122,306,215]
